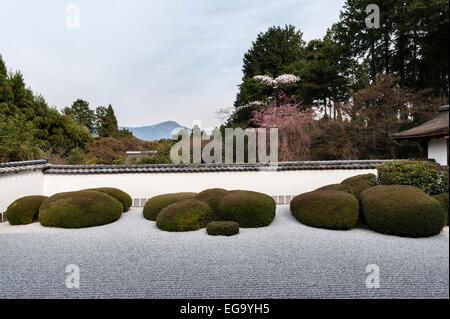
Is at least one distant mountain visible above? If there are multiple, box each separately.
[123,121,187,141]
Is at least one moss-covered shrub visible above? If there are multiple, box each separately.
[39,190,123,228]
[361,185,446,237]
[377,160,448,194]
[6,195,48,225]
[206,221,239,236]
[315,184,346,192]
[218,190,276,228]
[87,187,132,212]
[433,192,449,225]
[195,188,228,219]
[143,192,197,221]
[156,199,213,232]
[290,190,359,230]
[341,173,376,199]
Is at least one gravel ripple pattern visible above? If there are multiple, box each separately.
[0,206,448,299]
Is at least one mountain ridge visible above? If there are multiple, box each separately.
[122,121,187,141]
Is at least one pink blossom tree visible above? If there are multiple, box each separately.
[251,92,313,161]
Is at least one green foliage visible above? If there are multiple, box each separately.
[138,155,171,164]
[0,55,94,161]
[315,184,346,192]
[86,187,132,212]
[39,190,123,228]
[195,188,228,219]
[0,114,40,161]
[361,185,446,237]
[206,221,239,236]
[341,173,376,199]
[156,199,213,232]
[377,160,448,194]
[433,193,449,225]
[234,25,305,110]
[68,148,86,165]
[63,99,95,133]
[96,105,120,138]
[218,190,276,228]
[290,190,359,230]
[143,192,197,221]
[6,195,47,225]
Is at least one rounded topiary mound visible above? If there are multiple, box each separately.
[143,192,197,221]
[39,190,123,228]
[361,185,446,237]
[87,187,132,212]
[315,184,346,192]
[156,199,213,232]
[218,190,276,228]
[6,195,48,225]
[433,192,449,225]
[290,190,359,230]
[206,221,239,236]
[195,188,228,219]
[341,173,376,199]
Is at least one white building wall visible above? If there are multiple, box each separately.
[428,137,448,166]
[0,171,44,213]
[43,169,377,203]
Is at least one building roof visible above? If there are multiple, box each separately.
[392,105,449,139]
[0,159,395,176]
[0,159,49,175]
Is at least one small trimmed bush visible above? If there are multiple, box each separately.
[377,160,448,194]
[341,174,376,199]
[39,190,123,228]
[433,192,449,225]
[87,187,132,212]
[218,190,276,228]
[156,199,213,232]
[143,192,197,221]
[195,188,228,219]
[6,195,48,225]
[361,185,446,237]
[206,221,239,236]
[315,184,346,192]
[290,190,359,230]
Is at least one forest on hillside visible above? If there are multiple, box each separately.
[0,0,449,164]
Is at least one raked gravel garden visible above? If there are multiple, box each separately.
[0,160,448,298]
[0,205,448,299]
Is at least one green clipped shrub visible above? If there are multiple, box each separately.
[315,184,346,192]
[361,185,446,237]
[156,199,213,232]
[195,188,228,219]
[341,174,376,199]
[377,160,448,194]
[39,190,123,228]
[206,221,239,236]
[218,190,276,228]
[6,195,48,225]
[433,192,449,225]
[86,187,132,212]
[143,192,197,221]
[290,190,359,230]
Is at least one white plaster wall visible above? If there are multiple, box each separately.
[43,169,377,200]
[0,171,44,213]
[428,138,448,166]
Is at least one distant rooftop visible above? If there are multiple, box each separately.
[392,105,449,139]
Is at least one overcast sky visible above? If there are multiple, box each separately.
[0,0,345,129]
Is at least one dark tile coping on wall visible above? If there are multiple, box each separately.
[0,159,395,175]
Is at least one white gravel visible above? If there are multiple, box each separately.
[0,206,448,299]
